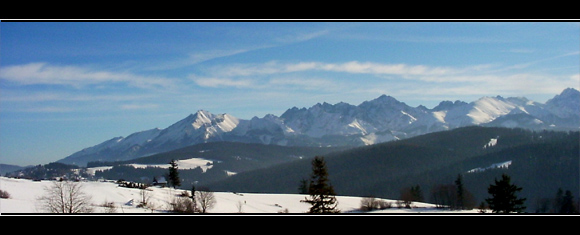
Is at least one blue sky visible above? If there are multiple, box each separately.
[1,21,579,166]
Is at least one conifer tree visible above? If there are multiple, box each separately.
[298,178,309,194]
[411,185,424,202]
[301,156,340,213]
[485,174,526,213]
[400,185,424,208]
[168,159,180,188]
[455,174,465,209]
[555,189,578,214]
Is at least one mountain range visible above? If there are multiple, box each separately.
[58,88,580,166]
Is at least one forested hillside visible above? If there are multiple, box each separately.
[205,126,579,212]
[91,141,346,187]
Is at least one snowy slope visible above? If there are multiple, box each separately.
[0,177,479,213]
[151,110,243,146]
[61,128,162,165]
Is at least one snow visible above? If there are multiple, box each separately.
[360,132,397,145]
[483,137,498,149]
[467,161,512,173]
[86,166,114,175]
[129,158,214,172]
[400,110,417,124]
[432,111,447,123]
[467,97,516,124]
[0,177,480,214]
[85,158,215,176]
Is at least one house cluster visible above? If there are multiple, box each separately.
[116,176,168,189]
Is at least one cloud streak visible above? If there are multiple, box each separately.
[202,60,466,78]
[190,76,256,88]
[0,62,178,89]
[191,59,579,100]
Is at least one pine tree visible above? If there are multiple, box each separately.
[301,156,340,213]
[485,174,526,213]
[168,159,181,188]
[558,189,578,214]
[400,185,424,208]
[298,178,309,194]
[455,174,465,210]
[411,185,424,202]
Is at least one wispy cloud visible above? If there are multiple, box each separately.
[144,28,331,72]
[191,59,579,101]
[1,91,155,103]
[202,61,459,78]
[506,48,535,54]
[16,106,76,113]
[144,49,255,71]
[268,77,340,91]
[119,103,159,110]
[190,76,256,88]
[274,29,330,43]
[0,62,178,89]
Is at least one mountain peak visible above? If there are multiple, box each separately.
[433,100,467,111]
[545,88,580,119]
[360,94,398,105]
[359,94,409,111]
[374,94,399,103]
[193,109,212,117]
[558,87,580,98]
[546,88,580,105]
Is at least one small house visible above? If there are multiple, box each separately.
[153,176,167,187]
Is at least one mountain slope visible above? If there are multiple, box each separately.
[205,126,579,212]
[91,141,347,187]
[205,126,530,193]
[58,88,580,166]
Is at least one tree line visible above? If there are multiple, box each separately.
[301,156,578,213]
[29,155,578,213]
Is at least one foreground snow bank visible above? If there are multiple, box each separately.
[0,177,478,214]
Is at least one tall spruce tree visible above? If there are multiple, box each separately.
[485,174,526,213]
[455,174,465,210]
[556,189,578,214]
[168,159,181,188]
[298,179,309,194]
[301,156,340,213]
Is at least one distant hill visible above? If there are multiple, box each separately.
[205,126,579,212]
[0,164,26,175]
[91,141,347,187]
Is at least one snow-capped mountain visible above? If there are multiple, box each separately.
[58,88,580,166]
[151,110,243,147]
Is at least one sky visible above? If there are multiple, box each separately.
[1,21,579,166]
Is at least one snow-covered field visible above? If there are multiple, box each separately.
[85,157,216,175]
[0,177,480,214]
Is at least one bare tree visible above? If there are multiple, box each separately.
[170,195,196,213]
[196,188,216,213]
[37,180,93,213]
[236,200,244,213]
[360,196,379,211]
[0,189,10,199]
[138,188,152,209]
[100,200,117,213]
